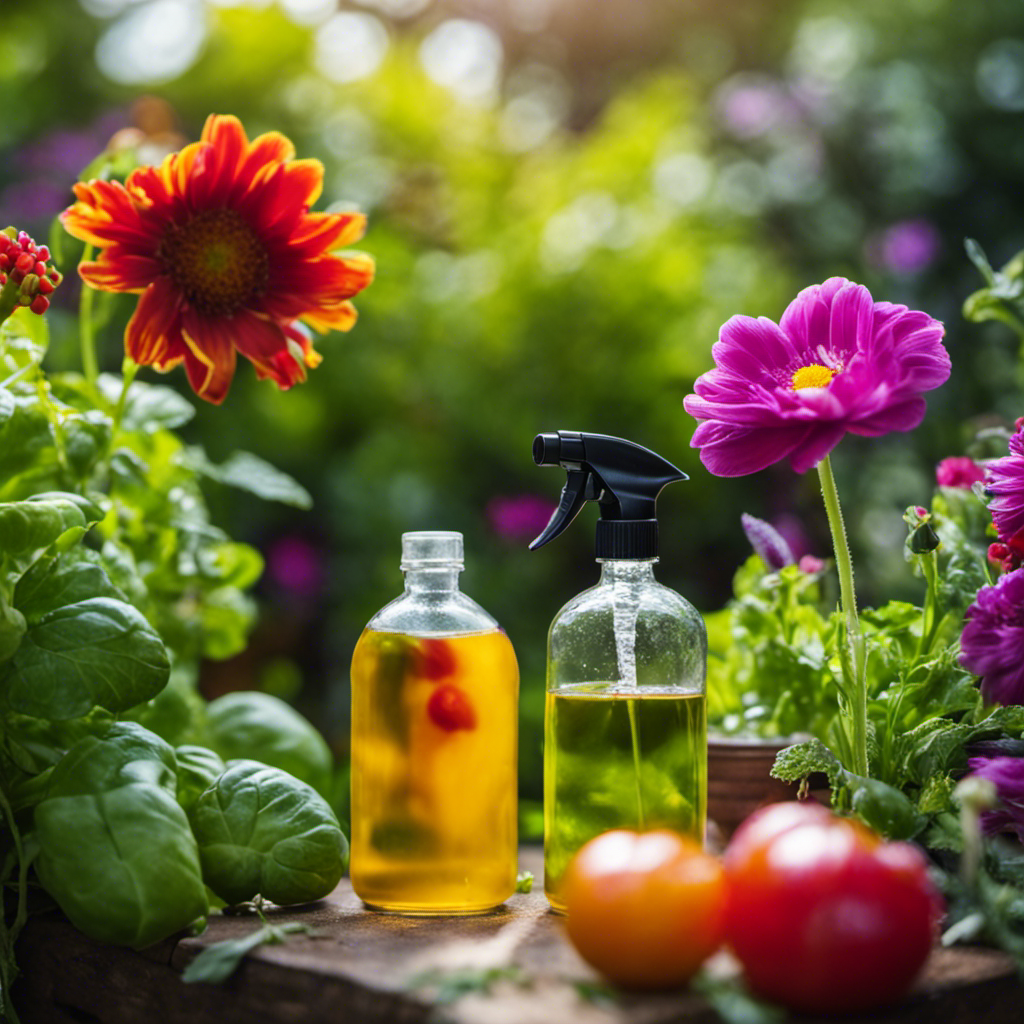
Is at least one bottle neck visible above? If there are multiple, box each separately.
[404,566,462,593]
[597,558,657,584]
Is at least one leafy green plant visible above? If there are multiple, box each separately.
[188,760,348,907]
[0,111,364,1017]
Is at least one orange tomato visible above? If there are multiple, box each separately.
[562,829,727,989]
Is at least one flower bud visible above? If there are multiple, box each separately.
[18,274,39,300]
[741,512,795,570]
[908,521,940,554]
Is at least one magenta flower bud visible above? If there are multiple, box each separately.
[741,513,796,570]
[798,554,825,574]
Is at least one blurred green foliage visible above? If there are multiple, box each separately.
[4,0,1024,816]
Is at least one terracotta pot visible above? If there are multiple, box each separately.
[707,736,828,839]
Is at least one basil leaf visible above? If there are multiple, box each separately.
[0,596,169,720]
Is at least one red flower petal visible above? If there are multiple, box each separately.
[291,212,367,255]
[180,307,239,405]
[228,309,306,389]
[125,276,183,366]
[79,250,161,293]
[300,302,358,334]
[62,180,158,250]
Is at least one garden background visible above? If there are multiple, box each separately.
[5,0,1024,831]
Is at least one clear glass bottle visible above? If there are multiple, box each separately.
[349,531,519,914]
[543,556,707,913]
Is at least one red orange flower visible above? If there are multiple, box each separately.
[61,115,374,404]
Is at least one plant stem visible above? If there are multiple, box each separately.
[916,551,941,660]
[0,276,22,328]
[112,358,138,431]
[817,454,869,778]
[79,244,98,385]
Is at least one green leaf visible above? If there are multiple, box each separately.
[181,921,311,984]
[0,599,26,662]
[0,497,87,555]
[188,760,347,906]
[771,738,843,787]
[44,722,178,798]
[14,554,123,617]
[35,727,208,948]
[98,374,195,432]
[206,691,333,797]
[515,870,534,893]
[174,745,225,813]
[61,411,113,478]
[185,448,312,509]
[0,595,170,720]
[0,397,57,495]
[0,306,49,355]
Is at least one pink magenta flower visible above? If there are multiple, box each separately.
[936,456,985,489]
[684,278,950,476]
[966,756,1024,843]
[960,568,1024,706]
[986,429,1024,546]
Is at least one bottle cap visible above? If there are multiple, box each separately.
[401,531,464,570]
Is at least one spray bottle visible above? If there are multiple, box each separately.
[530,431,707,912]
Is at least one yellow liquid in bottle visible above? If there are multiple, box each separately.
[544,686,706,913]
[350,627,519,914]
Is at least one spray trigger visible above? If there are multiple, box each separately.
[529,469,601,551]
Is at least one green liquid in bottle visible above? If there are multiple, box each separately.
[543,685,707,913]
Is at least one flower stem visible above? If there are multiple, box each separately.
[79,244,98,385]
[113,357,138,432]
[817,454,869,778]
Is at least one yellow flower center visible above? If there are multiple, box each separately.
[791,364,835,390]
[160,209,269,316]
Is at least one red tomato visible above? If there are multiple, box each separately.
[563,830,728,989]
[723,802,943,1014]
[426,683,476,731]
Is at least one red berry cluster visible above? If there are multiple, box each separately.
[0,228,62,315]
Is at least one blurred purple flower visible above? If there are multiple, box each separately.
[0,181,69,226]
[936,456,985,489]
[960,568,1024,705]
[19,111,125,177]
[266,536,324,596]
[684,278,950,476]
[488,494,557,541]
[868,220,942,276]
[741,513,795,570]
[966,756,1024,842]
[986,429,1024,546]
[715,75,799,139]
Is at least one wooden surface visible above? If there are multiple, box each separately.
[14,848,1022,1024]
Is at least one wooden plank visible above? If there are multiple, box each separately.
[13,849,1021,1024]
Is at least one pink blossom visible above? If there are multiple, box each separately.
[684,278,950,476]
[936,456,984,489]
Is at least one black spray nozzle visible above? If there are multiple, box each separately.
[529,431,687,558]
